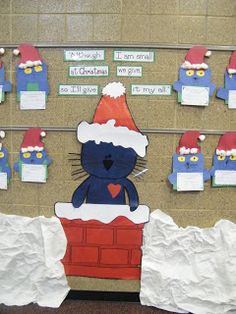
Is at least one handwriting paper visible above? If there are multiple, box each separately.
[228,90,236,109]
[215,170,236,185]
[22,164,46,183]
[181,86,209,106]
[0,85,2,103]
[177,172,204,191]
[0,172,7,190]
[20,91,46,110]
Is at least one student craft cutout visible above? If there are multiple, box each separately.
[0,131,11,190]
[0,48,12,103]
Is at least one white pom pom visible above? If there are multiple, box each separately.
[205,50,211,57]
[199,135,205,141]
[0,130,5,139]
[13,49,20,55]
[102,82,126,99]
[40,131,46,137]
[0,48,5,55]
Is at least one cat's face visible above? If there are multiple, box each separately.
[212,153,236,170]
[17,63,47,81]
[179,68,212,86]
[0,147,8,165]
[173,152,204,172]
[19,149,48,164]
[225,71,236,89]
[81,141,137,179]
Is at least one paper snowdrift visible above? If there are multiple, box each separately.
[55,203,149,279]
[217,50,236,108]
[140,209,236,314]
[0,213,69,308]
[168,131,210,191]
[173,46,215,106]
[210,132,236,187]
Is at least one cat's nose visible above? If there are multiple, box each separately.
[103,159,114,170]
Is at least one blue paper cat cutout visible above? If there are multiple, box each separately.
[14,44,49,102]
[173,46,215,104]
[0,49,12,102]
[0,132,11,185]
[14,128,51,181]
[168,131,210,191]
[217,51,236,107]
[210,132,236,186]
[71,82,148,211]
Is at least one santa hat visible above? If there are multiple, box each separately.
[176,131,206,155]
[13,44,42,69]
[216,132,236,156]
[21,128,46,153]
[77,82,148,157]
[0,130,5,150]
[181,46,211,70]
[227,50,236,74]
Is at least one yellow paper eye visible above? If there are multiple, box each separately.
[217,155,225,160]
[34,65,42,72]
[186,70,194,76]
[178,156,185,162]
[190,156,199,162]
[196,70,205,77]
[36,152,43,159]
[23,152,31,158]
[24,68,32,74]
[230,155,236,160]
[229,74,233,79]
[0,152,4,158]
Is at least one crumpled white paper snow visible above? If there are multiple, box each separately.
[0,213,70,308]
[140,209,236,314]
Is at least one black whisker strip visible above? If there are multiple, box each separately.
[72,169,86,175]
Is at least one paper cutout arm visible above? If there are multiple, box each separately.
[203,169,211,181]
[123,178,139,212]
[216,87,228,100]
[0,66,12,92]
[2,164,11,180]
[14,161,20,172]
[173,80,183,92]
[72,177,91,208]
[209,82,216,96]
[168,172,177,185]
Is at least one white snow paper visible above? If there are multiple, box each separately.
[181,86,209,106]
[140,209,236,314]
[0,213,70,308]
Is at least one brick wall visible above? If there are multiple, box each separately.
[60,216,144,280]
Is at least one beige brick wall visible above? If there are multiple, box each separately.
[1,0,236,291]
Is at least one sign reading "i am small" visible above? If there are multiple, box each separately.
[113,50,155,62]
[69,65,109,77]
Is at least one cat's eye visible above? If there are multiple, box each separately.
[0,152,4,158]
[178,156,185,162]
[230,155,236,160]
[36,152,43,159]
[196,70,205,77]
[24,68,32,74]
[217,156,225,160]
[186,70,194,76]
[229,74,233,79]
[34,65,42,72]
[190,156,199,162]
[23,152,31,158]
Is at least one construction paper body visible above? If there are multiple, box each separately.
[14,44,49,108]
[14,128,52,183]
[210,132,236,186]
[0,131,11,190]
[55,82,149,279]
[71,82,148,211]
[0,48,12,102]
[0,213,70,307]
[140,209,236,314]
[217,51,236,108]
[168,131,210,191]
[173,46,215,106]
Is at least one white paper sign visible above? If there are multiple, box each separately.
[116,66,142,77]
[113,50,154,62]
[0,85,3,103]
[69,65,109,77]
[228,90,236,109]
[59,84,99,96]
[215,170,236,185]
[181,86,209,106]
[131,84,171,96]
[21,164,46,183]
[20,91,46,110]
[0,172,7,190]
[177,172,204,191]
[64,49,105,61]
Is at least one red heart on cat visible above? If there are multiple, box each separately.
[107,183,121,198]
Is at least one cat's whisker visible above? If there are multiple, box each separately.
[134,165,147,171]
[72,173,89,180]
[69,153,81,156]
[72,169,86,175]
[133,168,148,178]
[68,158,81,161]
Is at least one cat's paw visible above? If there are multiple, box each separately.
[130,205,138,212]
